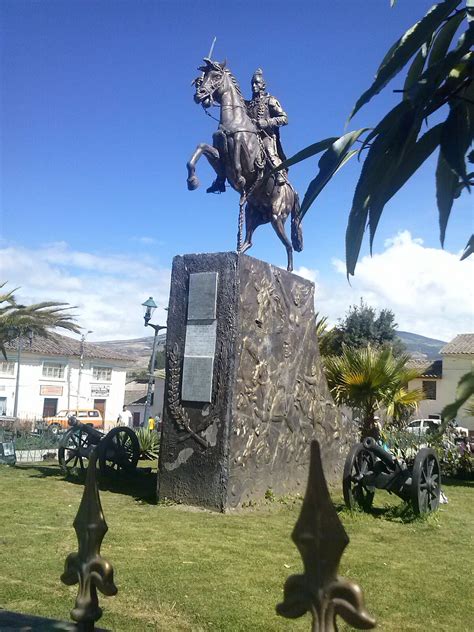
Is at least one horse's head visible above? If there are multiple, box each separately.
[193,58,227,108]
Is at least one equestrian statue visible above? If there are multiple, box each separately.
[186,59,303,272]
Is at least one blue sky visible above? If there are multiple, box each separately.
[1,0,473,340]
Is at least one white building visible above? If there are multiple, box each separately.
[125,371,165,427]
[408,333,474,432]
[0,333,129,429]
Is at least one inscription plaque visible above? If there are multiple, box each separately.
[184,322,217,356]
[182,356,215,402]
[182,272,218,403]
[187,272,217,320]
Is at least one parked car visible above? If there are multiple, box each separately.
[406,419,441,435]
[40,409,104,434]
[449,420,470,436]
[406,418,469,438]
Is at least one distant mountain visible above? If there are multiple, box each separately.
[96,330,446,367]
[94,334,166,368]
[396,331,446,360]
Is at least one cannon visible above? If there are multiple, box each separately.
[58,416,139,476]
[343,437,441,515]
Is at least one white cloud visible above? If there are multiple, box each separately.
[1,232,472,344]
[0,243,171,341]
[294,266,318,284]
[299,231,473,341]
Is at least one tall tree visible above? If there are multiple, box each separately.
[279,0,474,275]
[323,300,405,356]
[324,345,422,439]
[0,283,80,358]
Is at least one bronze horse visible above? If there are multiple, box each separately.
[186,59,302,272]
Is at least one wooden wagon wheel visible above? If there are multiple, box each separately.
[98,426,139,475]
[343,443,376,512]
[411,447,441,514]
[58,426,95,475]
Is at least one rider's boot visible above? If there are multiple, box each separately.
[275,171,286,185]
[270,158,286,185]
[207,177,226,194]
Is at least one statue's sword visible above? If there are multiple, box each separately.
[200,36,217,79]
[207,36,217,60]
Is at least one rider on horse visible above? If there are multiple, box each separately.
[207,68,288,193]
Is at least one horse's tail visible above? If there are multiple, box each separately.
[291,190,303,252]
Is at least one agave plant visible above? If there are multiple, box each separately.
[135,428,160,461]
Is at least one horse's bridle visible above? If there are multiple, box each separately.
[196,70,260,138]
[195,70,225,107]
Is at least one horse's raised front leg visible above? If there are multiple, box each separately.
[271,215,294,272]
[186,143,222,191]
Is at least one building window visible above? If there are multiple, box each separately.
[422,380,437,400]
[0,361,15,376]
[42,362,65,379]
[93,366,112,382]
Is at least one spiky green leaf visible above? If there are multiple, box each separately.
[436,149,459,246]
[460,234,474,260]
[368,123,443,250]
[440,100,471,184]
[349,0,461,120]
[299,129,368,220]
[442,369,474,420]
[358,101,412,157]
[415,34,474,113]
[404,46,429,98]
[428,9,466,67]
[346,108,420,273]
[275,137,338,171]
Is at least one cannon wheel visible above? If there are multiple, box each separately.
[98,426,139,475]
[343,443,375,511]
[58,426,95,475]
[411,447,440,514]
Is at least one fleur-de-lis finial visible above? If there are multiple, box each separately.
[277,440,376,631]
[61,448,117,629]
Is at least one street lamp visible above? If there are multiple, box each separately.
[10,327,33,420]
[76,330,93,408]
[141,297,166,428]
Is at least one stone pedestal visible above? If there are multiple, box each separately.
[158,253,353,511]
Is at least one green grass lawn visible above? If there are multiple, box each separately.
[0,462,473,631]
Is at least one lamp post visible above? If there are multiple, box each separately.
[141,297,166,428]
[12,335,22,420]
[76,330,93,408]
[11,328,33,420]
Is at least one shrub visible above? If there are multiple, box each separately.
[135,428,160,461]
[382,428,474,480]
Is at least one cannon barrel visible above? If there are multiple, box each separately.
[68,415,103,443]
[362,437,398,470]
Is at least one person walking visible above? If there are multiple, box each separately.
[117,405,133,428]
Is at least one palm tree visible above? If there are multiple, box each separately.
[0,282,80,358]
[385,379,425,431]
[315,312,339,358]
[324,345,423,439]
